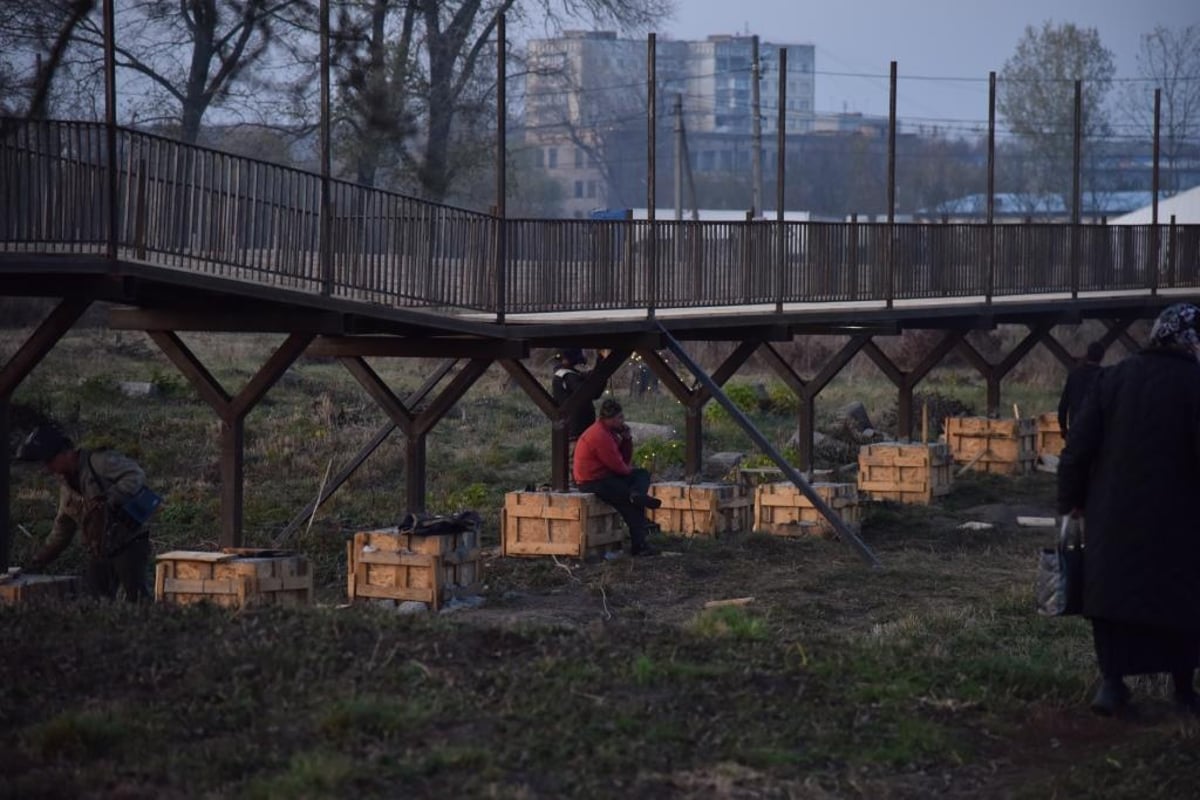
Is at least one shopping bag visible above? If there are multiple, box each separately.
[1035,516,1084,616]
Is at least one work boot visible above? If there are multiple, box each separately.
[631,492,662,510]
[1089,678,1131,716]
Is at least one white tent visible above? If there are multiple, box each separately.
[1110,185,1200,224]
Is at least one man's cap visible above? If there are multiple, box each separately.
[599,398,623,419]
[15,425,73,463]
[554,347,586,366]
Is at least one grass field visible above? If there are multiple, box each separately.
[4,327,1196,799]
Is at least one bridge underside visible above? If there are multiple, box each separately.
[0,253,1190,566]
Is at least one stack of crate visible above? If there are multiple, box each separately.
[501,491,625,558]
[857,442,952,504]
[347,523,481,611]
[155,549,312,607]
[648,481,750,537]
[1036,412,1065,458]
[752,482,861,537]
[945,416,1037,476]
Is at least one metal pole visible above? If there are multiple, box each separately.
[658,324,881,568]
[1071,79,1082,297]
[647,33,657,317]
[775,48,787,313]
[886,60,897,308]
[319,0,332,295]
[103,0,118,260]
[751,35,763,218]
[495,12,508,321]
[1151,87,1161,295]
[673,93,683,222]
[986,71,996,303]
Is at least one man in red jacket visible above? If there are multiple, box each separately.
[573,398,662,557]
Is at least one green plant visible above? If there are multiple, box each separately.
[703,381,764,423]
[633,437,683,473]
[688,605,768,640]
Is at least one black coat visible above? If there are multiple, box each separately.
[1057,361,1102,434]
[552,366,602,438]
[1057,347,1200,632]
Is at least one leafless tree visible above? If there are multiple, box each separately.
[1120,24,1200,194]
[0,0,95,132]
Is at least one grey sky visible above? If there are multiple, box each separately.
[662,0,1198,129]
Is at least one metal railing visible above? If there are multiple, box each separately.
[3,118,1199,317]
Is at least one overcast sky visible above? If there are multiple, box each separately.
[659,0,1198,130]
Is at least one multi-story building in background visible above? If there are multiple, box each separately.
[523,31,816,217]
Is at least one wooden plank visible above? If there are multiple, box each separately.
[351,581,435,603]
[157,551,235,563]
[358,551,438,568]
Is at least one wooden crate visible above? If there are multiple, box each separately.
[858,442,952,504]
[648,481,750,537]
[1036,412,1065,457]
[752,482,861,537]
[347,525,481,610]
[0,574,78,604]
[944,416,1037,476]
[155,550,313,608]
[501,491,625,558]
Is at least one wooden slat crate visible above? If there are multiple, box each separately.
[501,491,625,558]
[752,482,861,537]
[0,574,78,604]
[944,416,1037,476]
[347,525,481,610]
[155,550,313,608]
[1036,412,1065,458]
[648,481,750,537]
[858,442,952,504]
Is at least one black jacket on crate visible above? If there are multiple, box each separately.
[1057,346,1200,632]
[552,364,603,439]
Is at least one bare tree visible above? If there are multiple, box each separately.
[0,0,312,142]
[1121,24,1200,194]
[998,21,1115,206]
[0,0,95,129]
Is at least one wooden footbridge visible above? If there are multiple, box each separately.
[3,117,1199,568]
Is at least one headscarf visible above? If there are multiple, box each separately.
[1149,304,1200,352]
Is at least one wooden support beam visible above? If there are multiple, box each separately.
[148,332,314,546]
[110,307,346,334]
[1100,319,1138,354]
[308,336,526,359]
[1040,331,1076,370]
[339,357,415,432]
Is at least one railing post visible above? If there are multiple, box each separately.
[646,33,657,318]
[319,0,333,296]
[986,71,995,304]
[775,47,787,313]
[135,159,147,259]
[886,61,897,308]
[849,213,859,301]
[103,0,118,260]
[1168,214,1177,289]
[1070,79,1081,298]
[495,12,508,321]
[1150,88,1160,297]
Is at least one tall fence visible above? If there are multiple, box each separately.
[3,119,1199,316]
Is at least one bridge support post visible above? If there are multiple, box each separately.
[149,331,313,547]
[955,324,1050,417]
[759,337,867,472]
[863,332,961,440]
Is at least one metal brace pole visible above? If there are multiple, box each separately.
[658,323,881,568]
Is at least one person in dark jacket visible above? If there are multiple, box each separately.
[1057,304,1200,716]
[16,425,153,601]
[1057,341,1105,435]
[551,347,604,440]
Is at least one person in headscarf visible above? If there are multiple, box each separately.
[1058,303,1200,716]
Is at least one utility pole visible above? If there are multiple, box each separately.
[751,35,763,218]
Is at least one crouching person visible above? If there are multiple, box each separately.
[17,425,152,602]
[572,399,662,557]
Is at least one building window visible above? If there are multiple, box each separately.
[587,180,597,198]
[575,180,584,198]
[548,147,558,168]
[575,148,584,168]
[534,149,544,168]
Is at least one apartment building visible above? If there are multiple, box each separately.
[523,31,816,217]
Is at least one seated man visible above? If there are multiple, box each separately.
[572,398,662,557]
